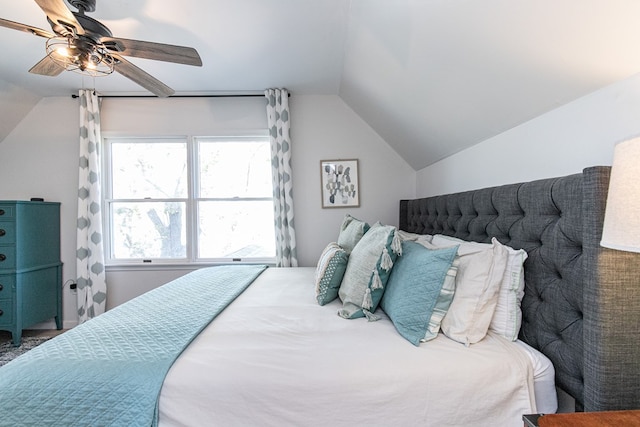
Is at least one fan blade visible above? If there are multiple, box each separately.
[29,56,65,76]
[34,0,84,34]
[0,17,55,38]
[103,37,202,66]
[112,53,175,98]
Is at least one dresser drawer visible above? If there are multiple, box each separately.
[0,221,16,244]
[0,274,14,299]
[0,299,13,326]
[0,246,16,270]
[0,205,15,219]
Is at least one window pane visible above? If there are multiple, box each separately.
[199,140,272,198]
[198,201,275,258]
[111,202,186,259]
[111,141,188,199]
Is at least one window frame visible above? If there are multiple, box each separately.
[102,132,275,267]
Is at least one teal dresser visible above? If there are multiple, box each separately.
[0,201,62,346]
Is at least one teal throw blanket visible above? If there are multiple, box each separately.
[0,264,267,427]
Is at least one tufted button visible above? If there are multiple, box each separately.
[553,329,564,343]
[555,269,563,280]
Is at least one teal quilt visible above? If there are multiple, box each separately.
[0,264,267,427]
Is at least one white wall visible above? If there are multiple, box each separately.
[0,94,415,322]
[0,79,41,145]
[416,72,640,196]
[0,96,79,328]
[290,95,416,266]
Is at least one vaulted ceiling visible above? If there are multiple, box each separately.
[2,0,640,170]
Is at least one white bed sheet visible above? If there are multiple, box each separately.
[159,267,539,427]
[515,339,557,414]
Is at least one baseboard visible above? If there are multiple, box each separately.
[27,319,78,330]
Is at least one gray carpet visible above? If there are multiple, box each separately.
[0,336,52,367]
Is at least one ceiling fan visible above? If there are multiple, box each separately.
[0,0,202,97]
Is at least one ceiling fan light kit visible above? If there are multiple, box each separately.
[46,36,115,77]
[0,0,202,97]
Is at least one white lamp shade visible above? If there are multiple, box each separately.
[601,137,640,253]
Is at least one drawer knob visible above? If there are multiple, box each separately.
[0,229,5,236]
[0,209,4,216]
[0,309,3,316]
[0,254,5,261]
[0,284,3,291]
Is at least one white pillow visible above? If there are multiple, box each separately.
[396,229,433,245]
[431,235,508,345]
[431,234,527,341]
[490,245,527,340]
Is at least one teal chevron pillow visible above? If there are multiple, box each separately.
[315,242,349,305]
[338,223,401,320]
[380,241,459,346]
[337,214,370,255]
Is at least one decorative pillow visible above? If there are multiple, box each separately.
[338,223,401,320]
[414,239,461,342]
[432,234,528,341]
[396,229,434,245]
[380,241,458,346]
[490,245,527,340]
[337,214,370,255]
[431,235,509,345]
[315,242,349,306]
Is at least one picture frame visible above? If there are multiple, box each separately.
[320,159,360,208]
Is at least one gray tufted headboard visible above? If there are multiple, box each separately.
[399,166,640,412]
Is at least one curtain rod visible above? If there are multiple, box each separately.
[71,93,290,99]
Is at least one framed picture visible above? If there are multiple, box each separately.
[320,159,360,208]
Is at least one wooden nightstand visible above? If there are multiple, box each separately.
[524,410,640,426]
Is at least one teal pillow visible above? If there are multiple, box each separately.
[380,241,458,346]
[338,223,401,320]
[315,242,349,305]
[337,214,370,255]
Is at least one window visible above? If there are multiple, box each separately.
[103,135,275,265]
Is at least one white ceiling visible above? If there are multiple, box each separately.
[1,0,640,170]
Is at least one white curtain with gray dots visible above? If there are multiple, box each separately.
[265,88,298,267]
[77,89,107,323]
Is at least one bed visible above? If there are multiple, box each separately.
[0,166,638,427]
[399,165,640,413]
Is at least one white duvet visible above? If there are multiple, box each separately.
[159,267,537,427]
